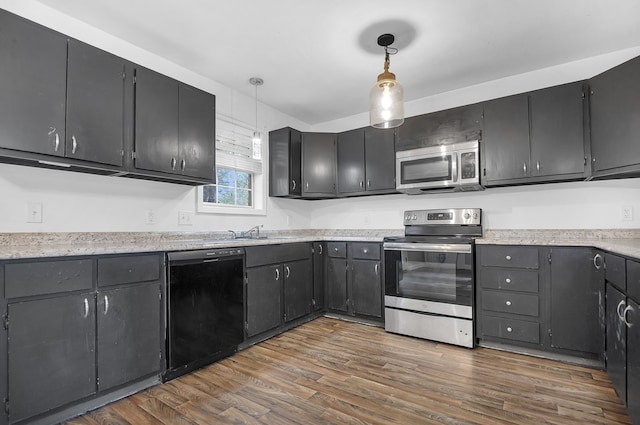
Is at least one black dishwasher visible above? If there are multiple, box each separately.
[164,248,245,381]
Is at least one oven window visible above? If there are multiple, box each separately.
[401,155,452,184]
[385,250,473,306]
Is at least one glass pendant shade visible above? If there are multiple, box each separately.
[370,75,404,129]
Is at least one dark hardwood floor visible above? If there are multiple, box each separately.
[65,317,631,424]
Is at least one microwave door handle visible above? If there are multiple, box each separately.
[451,153,459,182]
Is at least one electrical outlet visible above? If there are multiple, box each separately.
[178,210,194,226]
[26,202,43,223]
[621,206,634,221]
[145,210,156,225]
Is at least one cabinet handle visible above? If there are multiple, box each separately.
[306,181,309,191]
[617,299,627,320]
[360,180,364,189]
[506,326,513,333]
[505,278,512,284]
[374,263,379,275]
[334,247,339,252]
[593,253,603,270]
[104,295,109,315]
[505,300,512,306]
[505,255,512,261]
[285,266,291,278]
[171,157,177,170]
[54,133,60,152]
[367,179,371,188]
[275,268,280,281]
[181,159,186,171]
[363,248,369,254]
[318,245,323,255]
[523,162,527,175]
[623,305,634,328]
[292,179,296,190]
[71,135,78,154]
[83,298,89,319]
[536,161,540,172]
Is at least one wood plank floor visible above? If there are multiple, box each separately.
[65,317,632,425]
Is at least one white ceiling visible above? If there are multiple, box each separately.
[33,0,640,125]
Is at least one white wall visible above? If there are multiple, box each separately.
[2,2,640,233]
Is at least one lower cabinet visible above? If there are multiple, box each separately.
[2,253,163,424]
[326,242,383,320]
[245,243,313,338]
[312,242,325,311]
[476,245,604,360]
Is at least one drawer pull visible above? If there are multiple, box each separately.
[363,248,368,254]
[505,255,512,261]
[334,247,339,252]
[506,326,513,333]
[505,278,512,284]
[505,300,512,306]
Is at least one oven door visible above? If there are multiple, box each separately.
[384,242,474,308]
[396,149,457,192]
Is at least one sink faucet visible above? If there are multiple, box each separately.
[241,224,263,239]
[227,230,237,239]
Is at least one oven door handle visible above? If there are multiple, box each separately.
[383,242,472,254]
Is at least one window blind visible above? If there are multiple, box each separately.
[216,115,262,174]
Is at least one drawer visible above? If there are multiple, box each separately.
[97,254,161,287]
[327,242,347,258]
[479,268,539,293]
[482,315,540,344]
[5,259,93,299]
[605,253,626,291]
[481,290,539,317]
[628,259,640,302]
[479,245,539,269]
[350,243,380,260]
[246,243,311,268]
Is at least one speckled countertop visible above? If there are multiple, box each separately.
[0,229,403,260]
[477,229,640,259]
[2,228,640,260]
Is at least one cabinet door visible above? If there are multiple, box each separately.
[627,298,640,421]
[246,265,282,337]
[268,127,301,197]
[482,94,530,183]
[337,128,365,194]
[66,39,125,166]
[313,242,325,311]
[326,258,348,312]
[351,260,383,318]
[606,283,627,404]
[283,259,313,322]
[8,294,96,423]
[0,10,67,156]
[364,127,396,191]
[302,132,336,195]
[178,84,215,180]
[529,82,586,178]
[590,55,640,174]
[97,283,161,391]
[549,247,602,354]
[134,67,179,174]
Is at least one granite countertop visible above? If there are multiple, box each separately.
[0,229,403,260]
[478,229,640,259]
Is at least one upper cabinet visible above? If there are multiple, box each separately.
[482,81,589,186]
[269,127,302,197]
[337,127,395,195]
[301,132,336,197]
[396,103,482,151]
[589,55,640,178]
[0,9,215,185]
[133,67,215,182]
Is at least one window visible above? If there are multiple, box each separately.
[197,115,266,215]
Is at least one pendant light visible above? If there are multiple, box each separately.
[370,33,404,129]
[249,77,263,160]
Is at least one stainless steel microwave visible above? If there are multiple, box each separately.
[395,140,483,194]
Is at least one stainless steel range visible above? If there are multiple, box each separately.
[383,208,482,348]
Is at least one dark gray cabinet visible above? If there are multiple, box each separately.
[590,55,640,178]
[245,243,313,338]
[326,242,383,320]
[269,127,302,197]
[337,127,396,195]
[134,67,214,181]
[627,297,640,423]
[302,132,336,197]
[396,103,482,151]
[549,247,603,355]
[482,82,588,186]
[607,283,627,405]
[312,242,325,311]
[8,293,96,423]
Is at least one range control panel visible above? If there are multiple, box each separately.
[403,208,481,226]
